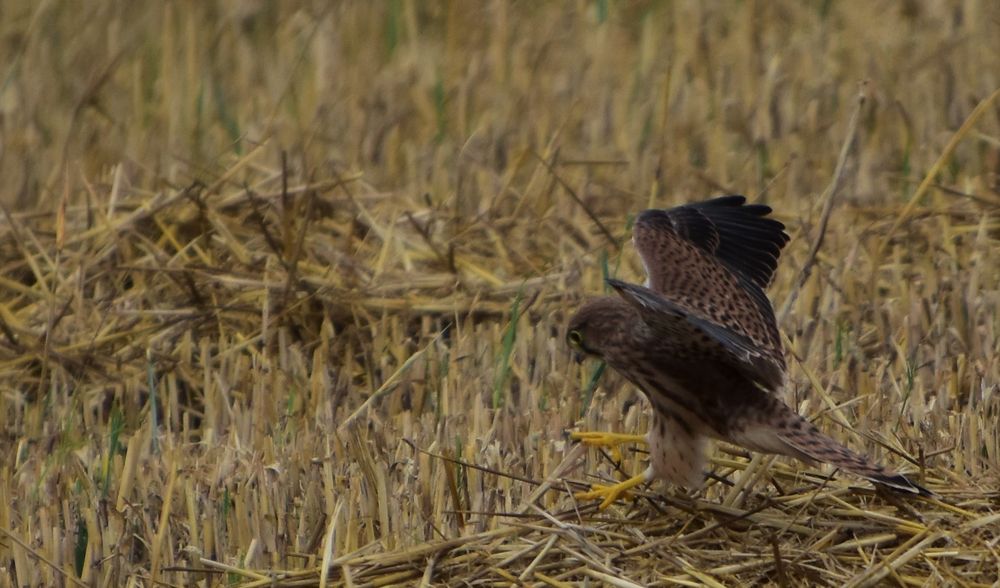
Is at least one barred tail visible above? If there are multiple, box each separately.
[730,400,932,496]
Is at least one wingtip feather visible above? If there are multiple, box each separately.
[870,472,935,498]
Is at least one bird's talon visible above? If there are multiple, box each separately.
[575,484,635,509]
[573,473,648,510]
[570,431,647,449]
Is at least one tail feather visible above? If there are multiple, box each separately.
[779,415,932,496]
[730,402,932,497]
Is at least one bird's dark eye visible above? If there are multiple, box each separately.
[567,330,584,348]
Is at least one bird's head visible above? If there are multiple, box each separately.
[566,297,633,364]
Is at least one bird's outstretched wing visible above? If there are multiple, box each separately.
[636,195,789,289]
[607,279,785,391]
[631,195,789,363]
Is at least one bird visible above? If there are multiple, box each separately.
[567,195,929,509]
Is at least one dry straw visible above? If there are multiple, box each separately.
[1,2,999,586]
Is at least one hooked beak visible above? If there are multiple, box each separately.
[573,351,585,364]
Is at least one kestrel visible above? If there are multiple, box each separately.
[568,195,928,508]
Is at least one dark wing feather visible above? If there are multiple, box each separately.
[607,279,785,391]
[689,196,789,288]
[637,195,790,289]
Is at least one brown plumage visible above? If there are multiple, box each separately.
[568,195,928,500]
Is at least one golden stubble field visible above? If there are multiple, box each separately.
[1,1,999,586]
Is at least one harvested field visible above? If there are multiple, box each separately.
[1,1,999,586]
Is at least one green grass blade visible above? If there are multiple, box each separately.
[493,289,523,409]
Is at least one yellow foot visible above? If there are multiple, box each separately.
[571,431,647,461]
[571,431,647,448]
[575,473,649,510]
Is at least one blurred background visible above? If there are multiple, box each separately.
[4,1,996,211]
[1,1,999,585]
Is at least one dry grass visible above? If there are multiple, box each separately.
[1,1,999,586]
